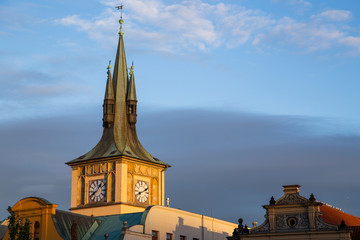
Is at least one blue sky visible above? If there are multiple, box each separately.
[1,0,360,225]
[1,0,360,126]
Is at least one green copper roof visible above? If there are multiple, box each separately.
[88,212,144,240]
[52,210,146,240]
[66,18,168,167]
[52,210,100,240]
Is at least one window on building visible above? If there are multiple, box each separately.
[34,221,40,240]
[111,173,115,202]
[152,230,159,240]
[166,233,173,240]
[80,177,85,205]
[180,235,186,240]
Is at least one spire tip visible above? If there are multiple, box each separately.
[116,3,124,35]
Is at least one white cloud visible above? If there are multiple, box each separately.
[291,0,311,6]
[312,10,352,22]
[21,84,77,96]
[339,36,360,54]
[262,16,345,51]
[58,11,117,43]
[57,0,360,55]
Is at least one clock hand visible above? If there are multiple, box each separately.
[90,183,103,196]
[90,186,99,196]
[137,188,148,195]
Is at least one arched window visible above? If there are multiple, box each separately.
[34,221,40,240]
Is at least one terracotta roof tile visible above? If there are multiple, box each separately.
[321,205,360,227]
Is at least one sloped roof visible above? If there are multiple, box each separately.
[65,20,168,167]
[321,205,360,226]
[53,210,100,240]
[88,212,144,240]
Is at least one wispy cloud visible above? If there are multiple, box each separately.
[260,16,345,51]
[339,36,360,54]
[0,67,94,122]
[311,9,352,22]
[57,0,360,55]
[21,84,77,96]
[290,0,311,6]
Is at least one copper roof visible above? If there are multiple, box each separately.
[66,18,168,167]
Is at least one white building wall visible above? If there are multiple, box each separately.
[142,206,237,240]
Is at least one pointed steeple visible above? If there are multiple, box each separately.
[103,62,115,128]
[66,9,168,166]
[127,62,137,101]
[127,62,137,124]
[112,14,129,153]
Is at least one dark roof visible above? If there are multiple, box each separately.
[321,205,360,227]
[53,210,100,240]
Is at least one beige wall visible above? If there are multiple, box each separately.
[141,206,237,240]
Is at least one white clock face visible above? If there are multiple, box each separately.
[89,179,106,202]
[135,181,149,203]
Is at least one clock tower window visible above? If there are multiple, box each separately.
[80,177,85,205]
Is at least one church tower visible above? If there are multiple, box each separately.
[66,9,169,217]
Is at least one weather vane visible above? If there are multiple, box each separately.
[115,3,124,35]
[116,3,124,19]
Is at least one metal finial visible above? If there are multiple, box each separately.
[116,3,124,35]
[107,60,111,71]
[129,61,134,74]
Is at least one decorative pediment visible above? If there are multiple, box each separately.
[276,193,308,205]
[275,213,310,232]
[250,219,270,234]
[315,216,338,231]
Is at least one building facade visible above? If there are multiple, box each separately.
[227,185,358,240]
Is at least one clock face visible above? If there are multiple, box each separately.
[135,181,149,203]
[89,179,106,202]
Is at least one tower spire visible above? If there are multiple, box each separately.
[66,5,168,166]
[103,61,115,128]
[66,6,169,217]
[112,4,128,152]
[127,62,137,124]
